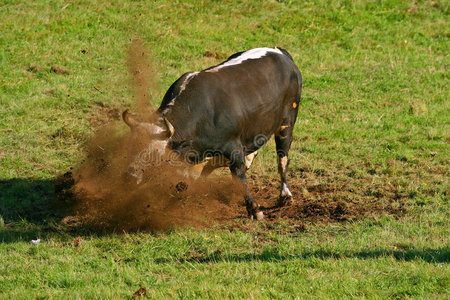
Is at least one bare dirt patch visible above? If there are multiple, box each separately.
[50,65,68,75]
[55,148,408,232]
[253,176,408,224]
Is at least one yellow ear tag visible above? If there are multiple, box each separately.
[292,102,297,109]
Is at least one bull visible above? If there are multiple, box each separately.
[123,47,302,220]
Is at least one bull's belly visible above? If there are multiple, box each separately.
[183,151,258,179]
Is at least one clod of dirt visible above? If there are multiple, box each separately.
[407,4,417,13]
[204,50,225,59]
[133,287,147,297]
[81,49,87,54]
[73,236,82,247]
[175,181,188,192]
[27,64,43,72]
[50,65,68,74]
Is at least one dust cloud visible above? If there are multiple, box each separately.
[56,39,244,232]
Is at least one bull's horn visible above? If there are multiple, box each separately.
[122,109,139,128]
[163,117,175,138]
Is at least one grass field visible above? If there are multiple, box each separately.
[1,0,449,298]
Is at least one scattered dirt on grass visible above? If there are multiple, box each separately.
[251,175,408,225]
[0,149,6,160]
[44,89,55,95]
[55,142,408,232]
[407,4,417,13]
[50,65,68,74]
[27,64,43,72]
[88,103,121,127]
[204,50,226,59]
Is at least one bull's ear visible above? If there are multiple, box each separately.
[163,117,175,138]
[122,109,139,128]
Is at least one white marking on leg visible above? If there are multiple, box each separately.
[255,211,264,221]
[278,156,292,198]
[278,156,288,174]
[185,162,206,179]
[206,48,283,72]
[244,151,258,170]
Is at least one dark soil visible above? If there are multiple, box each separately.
[251,176,408,224]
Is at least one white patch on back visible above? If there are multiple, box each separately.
[181,72,198,91]
[206,48,283,72]
[161,48,283,114]
[160,72,199,115]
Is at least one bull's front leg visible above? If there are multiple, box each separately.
[228,147,263,220]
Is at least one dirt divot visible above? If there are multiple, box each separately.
[50,65,68,74]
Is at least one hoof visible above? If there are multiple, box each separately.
[249,211,264,221]
[255,211,264,221]
[277,196,294,207]
[247,201,263,221]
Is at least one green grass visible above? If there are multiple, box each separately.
[1,0,449,298]
[1,217,448,298]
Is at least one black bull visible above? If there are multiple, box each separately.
[123,47,302,220]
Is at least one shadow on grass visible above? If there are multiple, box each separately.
[160,247,450,264]
[0,178,63,223]
[0,178,79,243]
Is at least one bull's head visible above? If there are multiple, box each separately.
[122,109,174,184]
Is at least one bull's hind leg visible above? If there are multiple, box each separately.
[275,125,294,206]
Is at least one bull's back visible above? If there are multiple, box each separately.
[163,48,301,156]
[199,52,300,148]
